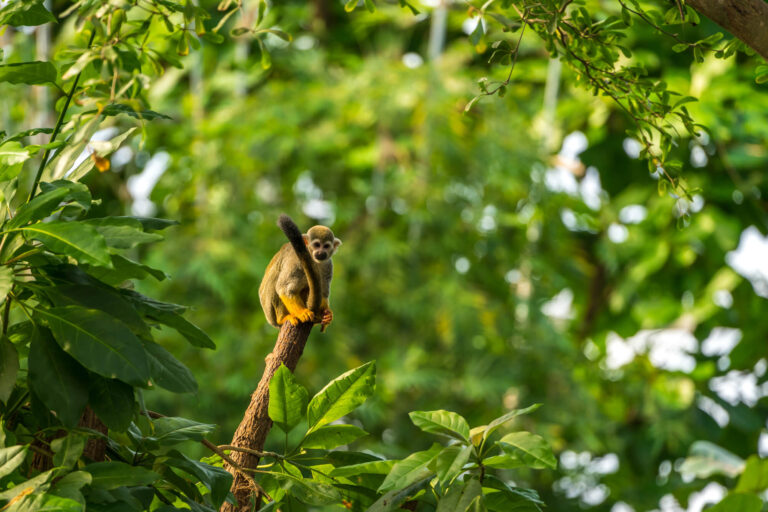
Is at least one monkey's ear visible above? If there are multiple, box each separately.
[302,234,309,245]
[333,238,342,249]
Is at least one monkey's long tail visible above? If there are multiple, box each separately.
[277,214,325,331]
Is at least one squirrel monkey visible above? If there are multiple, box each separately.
[259,225,341,328]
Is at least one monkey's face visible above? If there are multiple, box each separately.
[309,237,335,262]
[304,226,342,263]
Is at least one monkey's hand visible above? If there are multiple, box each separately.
[321,309,333,326]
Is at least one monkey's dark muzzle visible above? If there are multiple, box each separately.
[314,252,328,261]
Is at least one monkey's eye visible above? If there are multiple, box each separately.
[312,241,321,248]
[324,243,331,249]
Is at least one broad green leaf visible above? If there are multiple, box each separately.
[269,364,308,433]
[482,452,525,469]
[678,441,744,478]
[435,444,472,485]
[124,216,179,231]
[307,361,375,431]
[707,493,762,512]
[21,221,110,266]
[151,416,216,444]
[47,284,149,336]
[0,61,57,86]
[0,335,18,403]
[329,459,395,477]
[50,470,90,505]
[0,445,28,479]
[483,404,541,440]
[88,375,135,431]
[5,493,82,512]
[84,217,163,249]
[28,326,89,427]
[51,433,86,469]
[142,339,198,393]
[436,478,482,512]
[0,0,56,26]
[122,290,214,349]
[483,489,542,511]
[497,432,556,469]
[301,424,368,449]
[368,475,431,512]
[166,451,233,508]
[0,266,12,299]
[735,455,768,493]
[85,254,167,285]
[36,306,150,387]
[409,410,471,442]
[269,471,342,506]
[0,141,31,167]
[101,104,171,121]
[8,182,88,229]
[85,461,160,490]
[378,443,441,492]
[0,469,52,500]
[482,476,544,505]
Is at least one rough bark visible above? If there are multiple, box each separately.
[686,0,768,62]
[222,215,323,512]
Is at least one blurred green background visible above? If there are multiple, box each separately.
[2,1,767,510]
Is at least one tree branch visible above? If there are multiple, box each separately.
[221,215,321,512]
[686,0,768,62]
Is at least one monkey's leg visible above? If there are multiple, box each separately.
[279,294,315,323]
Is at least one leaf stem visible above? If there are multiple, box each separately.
[29,29,97,201]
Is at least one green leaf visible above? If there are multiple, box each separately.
[47,284,149,336]
[344,0,358,12]
[364,0,376,13]
[0,0,56,26]
[671,43,689,53]
[378,443,441,492]
[497,432,557,469]
[0,61,58,86]
[84,218,163,249]
[256,28,292,42]
[88,375,135,430]
[735,455,768,493]
[329,459,395,477]
[101,104,171,121]
[35,306,150,387]
[301,424,368,449]
[0,445,28,479]
[409,410,471,442]
[482,452,526,469]
[368,475,431,512]
[9,181,90,229]
[435,444,472,485]
[85,462,160,490]
[436,478,482,512]
[269,470,342,506]
[52,433,86,469]
[28,326,89,427]
[0,335,18,403]
[0,141,32,167]
[151,416,216,444]
[122,290,215,349]
[21,221,110,266]
[166,451,233,508]
[306,361,375,431]
[142,338,198,393]
[85,254,167,285]
[707,493,762,512]
[269,364,308,433]
[483,404,541,440]
[483,489,542,511]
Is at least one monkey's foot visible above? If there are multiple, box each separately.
[295,308,315,323]
[321,309,333,326]
[278,314,300,326]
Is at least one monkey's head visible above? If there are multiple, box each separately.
[303,225,341,263]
